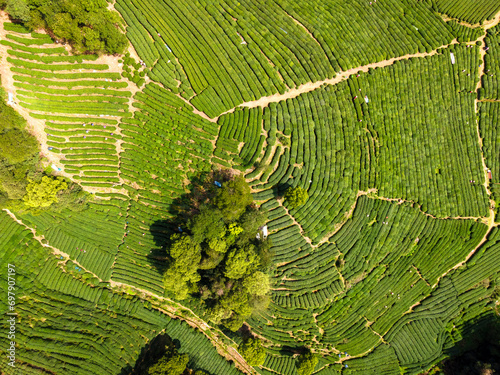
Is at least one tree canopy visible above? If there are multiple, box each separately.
[0,86,39,206]
[2,0,128,54]
[296,351,318,375]
[284,186,309,209]
[23,176,67,208]
[147,349,189,375]
[163,171,272,331]
[239,337,266,367]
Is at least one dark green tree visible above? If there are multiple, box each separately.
[163,234,201,300]
[284,186,309,209]
[189,205,226,243]
[224,244,259,280]
[0,128,38,165]
[6,0,30,22]
[163,171,271,331]
[214,175,252,221]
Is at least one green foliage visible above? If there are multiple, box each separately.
[296,351,318,375]
[239,338,266,367]
[23,175,67,208]
[224,245,259,279]
[0,86,39,206]
[164,172,271,330]
[148,353,189,375]
[6,0,128,55]
[163,234,202,300]
[189,205,226,243]
[242,271,270,296]
[6,0,30,22]
[284,186,309,209]
[0,127,38,165]
[214,175,253,221]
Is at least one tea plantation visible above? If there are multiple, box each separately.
[1,0,500,374]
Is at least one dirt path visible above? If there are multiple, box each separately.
[0,13,69,176]
[429,9,500,290]
[216,40,458,118]
[3,208,105,281]
[0,13,132,197]
[3,208,256,375]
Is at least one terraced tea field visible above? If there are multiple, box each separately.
[1,1,500,374]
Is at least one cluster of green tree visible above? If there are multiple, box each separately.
[129,333,209,375]
[0,88,88,212]
[1,0,128,54]
[163,172,272,331]
[0,88,39,207]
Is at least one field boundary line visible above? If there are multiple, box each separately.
[216,41,459,118]
[3,208,257,375]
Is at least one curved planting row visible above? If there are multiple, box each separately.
[0,212,241,375]
[432,0,500,24]
[111,83,217,294]
[216,107,266,170]
[2,24,134,189]
[273,0,454,70]
[244,45,487,245]
[115,0,454,118]
[250,196,493,374]
[482,25,500,99]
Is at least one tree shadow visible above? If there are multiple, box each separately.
[147,169,238,276]
[440,312,500,374]
[118,333,172,375]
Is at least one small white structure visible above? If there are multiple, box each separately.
[364,95,369,104]
[51,164,62,172]
[450,53,456,65]
[262,225,268,239]
[256,225,269,240]
[7,92,14,105]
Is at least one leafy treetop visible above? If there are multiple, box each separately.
[296,351,318,375]
[239,337,267,367]
[23,176,67,208]
[1,0,128,54]
[284,186,309,209]
[163,172,272,331]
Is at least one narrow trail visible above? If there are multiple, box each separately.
[3,208,256,375]
[0,13,132,197]
[429,9,500,290]
[3,209,105,282]
[216,40,458,118]
[277,5,323,48]
[0,12,67,176]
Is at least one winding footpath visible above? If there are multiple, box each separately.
[2,208,258,375]
[216,40,459,119]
